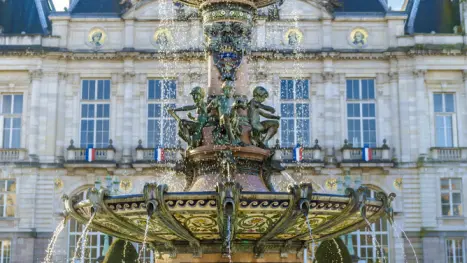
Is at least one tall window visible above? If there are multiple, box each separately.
[1,95,22,149]
[434,93,455,147]
[447,239,464,263]
[80,80,111,148]
[68,190,111,262]
[346,190,390,262]
[441,178,462,216]
[280,79,310,147]
[0,240,10,263]
[134,243,155,263]
[0,180,15,218]
[346,79,376,148]
[147,79,177,148]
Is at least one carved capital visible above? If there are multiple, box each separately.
[413,69,426,78]
[321,72,334,82]
[58,72,69,81]
[29,69,43,82]
[123,71,136,82]
[388,72,399,81]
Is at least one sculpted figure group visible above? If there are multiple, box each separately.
[168,82,280,149]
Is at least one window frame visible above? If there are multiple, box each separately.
[0,94,23,149]
[146,79,177,148]
[279,79,311,148]
[345,78,377,148]
[79,79,111,149]
[440,178,463,217]
[0,240,11,263]
[446,238,465,263]
[348,190,390,262]
[433,93,457,147]
[67,189,111,262]
[0,180,15,218]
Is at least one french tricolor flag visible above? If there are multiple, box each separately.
[362,145,372,162]
[293,144,303,162]
[154,147,164,162]
[85,148,96,162]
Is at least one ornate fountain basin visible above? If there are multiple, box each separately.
[63,185,394,257]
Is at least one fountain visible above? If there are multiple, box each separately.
[62,0,396,261]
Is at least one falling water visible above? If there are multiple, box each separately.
[138,216,151,263]
[71,213,95,262]
[332,239,344,263]
[364,218,386,263]
[123,240,128,259]
[280,171,327,193]
[226,215,233,263]
[80,229,91,263]
[393,221,419,263]
[305,214,314,243]
[42,218,66,263]
[391,224,408,263]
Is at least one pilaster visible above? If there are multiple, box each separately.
[414,69,429,156]
[462,71,467,147]
[322,71,336,154]
[124,20,135,49]
[28,69,42,160]
[389,72,401,160]
[122,72,136,163]
[55,72,68,161]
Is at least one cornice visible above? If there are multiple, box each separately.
[0,48,466,61]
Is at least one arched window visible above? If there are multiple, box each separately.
[345,188,390,262]
[67,188,112,262]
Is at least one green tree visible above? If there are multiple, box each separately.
[314,238,352,263]
[102,239,139,263]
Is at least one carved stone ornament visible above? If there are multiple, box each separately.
[348,27,368,48]
[86,28,107,49]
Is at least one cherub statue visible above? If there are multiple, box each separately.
[248,86,280,147]
[207,81,245,145]
[167,86,208,148]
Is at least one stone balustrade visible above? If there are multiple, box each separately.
[135,147,183,162]
[0,149,28,162]
[340,139,393,168]
[272,139,324,166]
[65,139,116,162]
[430,147,467,161]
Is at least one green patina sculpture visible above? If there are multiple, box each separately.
[207,81,246,145]
[168,86,208,148]
[249,86,280,147]
[313,238,353,263]
[102,239,139,263]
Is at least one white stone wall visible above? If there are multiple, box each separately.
[0,0,467,262]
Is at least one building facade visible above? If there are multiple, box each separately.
[0,0,466,262]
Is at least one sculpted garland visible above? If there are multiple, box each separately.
[168,82,279,149]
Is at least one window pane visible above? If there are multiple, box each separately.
[163,80,176,99]
[441,179,450,190]
[296,104,309,118]
[6,181,15,192]
[89,80,96,100]
[148,80,155,99]
[11,130,20,148]
[441,193,450,204]
[353,80,359,99]
[346,80,353,99]
[163,120,177,147]
[13,95,23,114]
[104,80,110,100]
[2,95,11,114]
[280,80,293,100]
[281,104,294,118]
[82,80,89,100]
[155,80,162,100]
[434,94,443,112]
[163,104,176,118]
[97,80,104,100]
[445,94,455,113]
[362,79,368,99]
[451,179,462,190]
[296,80,309,99]
[297,119,310,146]
[368,80,375,99]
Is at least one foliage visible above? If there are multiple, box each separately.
[314,238,352,263]
[102,239,139,263]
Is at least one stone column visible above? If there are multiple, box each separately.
[322,72,336,154]
[462,71,467,147]
[28,70,42,160]
[389,72,401,160]
[376,73,390,146]
[134,73,147,148]
[414,69,429,156]
[55,73,68,161]
[311,73,324,144]
[122,72,135,163]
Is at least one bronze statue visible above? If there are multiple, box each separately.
[167,86,208,148]
[248,86,280,147]
[207,81,245,145]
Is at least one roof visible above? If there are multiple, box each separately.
[70,0,123,14]
[0,0,54,34]
[406,0,461,34]
[334,0,387,13]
